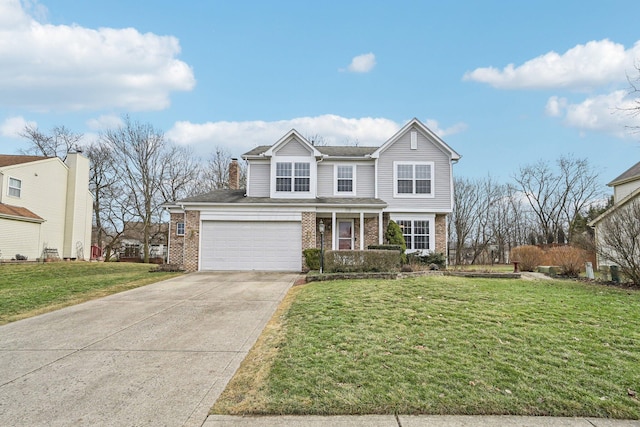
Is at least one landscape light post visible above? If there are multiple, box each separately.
[319,219,325,274]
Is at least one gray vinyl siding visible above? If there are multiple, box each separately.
[247,161,270,197]
[317,163,333,197]
[378,128,453,212]
[275,138,311,156]
[357,164,375,197]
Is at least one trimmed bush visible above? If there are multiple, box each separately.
[407,252,446,269]
[367,244,403,251]
[511,245,545,272]
[546,246,587,277]
[303,248,321,271]
[324,250,400,273]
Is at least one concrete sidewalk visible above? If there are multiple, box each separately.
[204,415,640,426]
[0,271,297,427]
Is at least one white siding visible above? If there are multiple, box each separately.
[1,159,68,258]
[0,219,41,260]
[63,153,92,259]
[614,180,640,203]
[357,164,375,197]
[247,161,270,197]
[317,163,333,197]
[275,138,311,156]
[378,127,453,212]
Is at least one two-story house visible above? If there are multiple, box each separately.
[165,118,461,272]
[0,153,93,261]
[589,160,640,269]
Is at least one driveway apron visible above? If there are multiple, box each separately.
[0,271,297,427]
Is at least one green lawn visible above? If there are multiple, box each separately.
[0,262,181,324]
[213,275,640,418]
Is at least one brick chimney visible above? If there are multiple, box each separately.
[229,158,239,190]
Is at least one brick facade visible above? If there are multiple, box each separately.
[435,214,447,255]
[168,210,200,272]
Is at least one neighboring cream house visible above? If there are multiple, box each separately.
[166,118,460,272]
[0,153,92,261]
[589,160,640,268]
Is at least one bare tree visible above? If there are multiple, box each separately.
[623,63,640,133]
[161,145,203,201]
[201,146,232,191]
[100,116,169,263]
[20,125,83,161]
[513,154,600,245]
[450,177,481,264]
[595,199,640,284]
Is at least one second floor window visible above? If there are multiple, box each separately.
[395,162,433,196]
[8,177,21,197]
[276,162,310,192]
[336,165,353,193]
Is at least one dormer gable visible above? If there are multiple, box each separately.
[264,129,322,158]
[371,118,461,160]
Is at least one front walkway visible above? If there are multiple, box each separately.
[0,271,297,427]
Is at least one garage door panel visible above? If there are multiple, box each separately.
[201,221,301,271]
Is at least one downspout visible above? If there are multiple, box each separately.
[181,204,186,268]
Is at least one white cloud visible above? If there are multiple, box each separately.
[546,91,640,137]
[86,114,124,131]
[0,0,195,112]
[166,115,466,157]
[464,39,640,90]
[0,116,36,138]
[342,53,376,73]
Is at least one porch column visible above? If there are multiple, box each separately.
[331,212,336,250]
[360,212,364,250]
[378,212,383,244]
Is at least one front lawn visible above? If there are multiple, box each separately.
[213,275,640,418]
[0,262,181,324]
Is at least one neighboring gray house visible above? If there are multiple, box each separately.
[165,118,461,272]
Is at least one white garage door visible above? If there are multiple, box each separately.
[200,221,302,271]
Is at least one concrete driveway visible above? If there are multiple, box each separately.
[0,271,298,427]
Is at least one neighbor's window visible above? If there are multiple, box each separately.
[336,165,354,193]
[276,162,310,192]
[8,177,21,197]
[395,162,433,196]
[396,219,430,250]
[176,222,185,236]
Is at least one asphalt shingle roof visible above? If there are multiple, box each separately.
[0,155,50,167]
[177,189,386,206]
[242,145,379,158]
[608,161,640,186]
[0,203,43,221]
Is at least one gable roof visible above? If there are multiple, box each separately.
[0,203,44,223]
[263,129,322,157]
[372,118,461,160]
[243,145,378,158]
[0,154,50,167]
[608,160,640,186]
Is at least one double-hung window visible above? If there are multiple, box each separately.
[394,162,434,197]
[8,177,21,197]
[335,165,354,194]
[276,162,310,192]
[396,219,430,251]
[176,222,185,236]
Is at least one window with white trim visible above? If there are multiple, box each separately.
[394,162,433,197]
[8,177,21,197]
[276,162,310,192]
[336,165,354,194]
[396,219,430,250]
[176,222,185,236]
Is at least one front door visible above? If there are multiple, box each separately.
[338,220,353,250]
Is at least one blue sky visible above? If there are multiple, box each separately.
[1,0,640,190]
